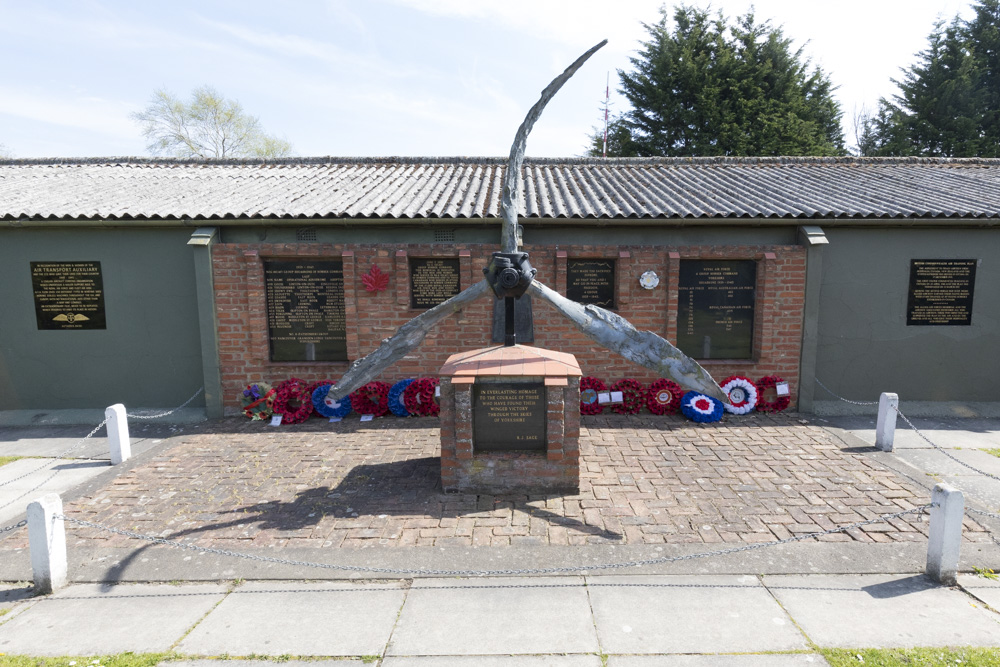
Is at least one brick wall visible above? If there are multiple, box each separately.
[212,241,806,414]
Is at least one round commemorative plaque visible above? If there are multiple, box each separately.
[639,270,659,289]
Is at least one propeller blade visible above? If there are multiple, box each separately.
[500,39,608,252]
[327,280,491,401]
[529,281,728,402]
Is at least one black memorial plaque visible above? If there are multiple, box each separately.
[410,258,461,308]
[491,294,534,343]
[677,260,756,359]
[265,260,347,362]
[907,259,977,326]
[473,382,546,451]
[31,261,107,330]
[566,259,615,309]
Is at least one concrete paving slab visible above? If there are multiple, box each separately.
[166,661,366,667]
[0,582,227,655]
[0,408,206,427]
[941,474,1000,512]
[959,573,1000,610]
[177,581,407,657]
[0,427,177,460]
[820,416,1000,450]
[0,458,110,525]
[383,657,603,666]
[896,448,1000,478]
[607,655,829,666]
[587,575,808,655]
[0,583,38,623]
[766,573,1000,648]
[388,577,599,656]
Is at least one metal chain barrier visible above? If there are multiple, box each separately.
[56,505,933,577]
[126,387,204,420]
[892,406,1000,485]
[0,418,109,491]
[814,378,879,406]
[0,519,27,534]
[0,387,204,537]
[815,378,1000,523]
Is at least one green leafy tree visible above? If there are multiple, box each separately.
[132,86,293,159]
[588,5,844,157]
[860,0,1000,157]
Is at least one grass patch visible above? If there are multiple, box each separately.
[823,647,1000,666]
[985,448,1000,459]
[0,457,21,468]
[973,566,998,580]
[0,653,179,667]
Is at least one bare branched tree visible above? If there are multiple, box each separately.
[131,86,292,159]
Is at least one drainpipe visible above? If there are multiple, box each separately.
[797,225,829,414]
[188,227,224,418]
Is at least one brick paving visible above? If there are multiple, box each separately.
[25,413,992,550]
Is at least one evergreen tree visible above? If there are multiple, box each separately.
[587,5,844,157]
[860,0,1000,157]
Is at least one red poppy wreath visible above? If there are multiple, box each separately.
[271,377,315,424]
[610,378,645,415]
[755,375,791,413]
[350,381,391,417]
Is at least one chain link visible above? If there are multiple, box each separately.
[0,418,109,492]
[892,406,1000,485]
[125,387,204,420]
[0,388,203,539]
[814,378,879,406]
[55,505,933,577]
[967,506,1000,521]
[0,519,27,534]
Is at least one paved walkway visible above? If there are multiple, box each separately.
[1,410,1000,661]
[1,573,999,662]
[2,413,990,552]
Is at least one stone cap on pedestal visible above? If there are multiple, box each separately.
[439,345,582,381]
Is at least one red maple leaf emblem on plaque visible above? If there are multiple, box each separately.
[361,264,390,292]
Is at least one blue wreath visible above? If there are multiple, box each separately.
[312,384,353,418]
[388,379,415,417]
[680,391,724,423]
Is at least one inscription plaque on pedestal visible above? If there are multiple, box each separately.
[907,259,977,326]
[473,382,546,451]
[31,261,107,330]
[265,259,347,362]
[410,258,461,308]
[566,259,615,309]
[677,259,756,359]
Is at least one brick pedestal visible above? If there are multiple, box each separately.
[439,345,582,494]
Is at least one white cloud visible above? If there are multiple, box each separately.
[0,88,137,138]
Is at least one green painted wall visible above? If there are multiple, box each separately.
[814,227,997,402]
[0,228,204,409]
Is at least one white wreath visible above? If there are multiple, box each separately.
[720,376,758,415]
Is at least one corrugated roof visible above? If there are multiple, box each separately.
[3,156,1000,222]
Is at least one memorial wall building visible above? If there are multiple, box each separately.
[1,156,997,418]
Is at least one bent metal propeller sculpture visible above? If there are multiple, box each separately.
[325,39,727,405]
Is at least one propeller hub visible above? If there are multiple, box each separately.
[483,252,536,299]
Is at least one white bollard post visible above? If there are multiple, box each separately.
[926,483,964,585]
[27,493,68,594]
[106,403,131,465]
[875,392,898,452]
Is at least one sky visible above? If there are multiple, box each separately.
[0,0,976,159]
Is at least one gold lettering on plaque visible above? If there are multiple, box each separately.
[31,261,106,330]
[410,258,461,308]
